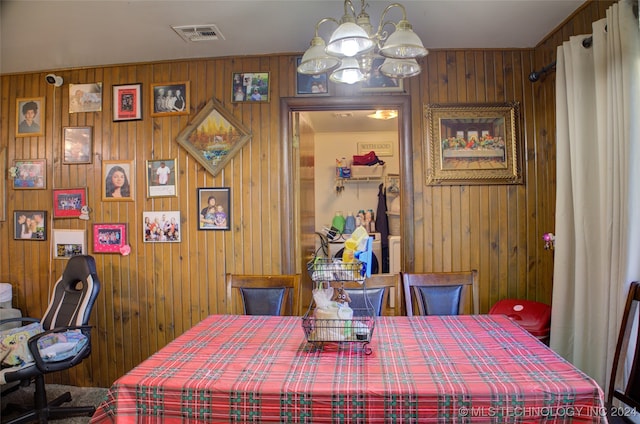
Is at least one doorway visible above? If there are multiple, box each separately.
[279,96,415,310]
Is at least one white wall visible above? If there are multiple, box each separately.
[314,130,399,233]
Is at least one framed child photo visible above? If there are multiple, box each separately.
[12,159,46,189]
[150,81,189,117]
[16,97,45,137]
[53,188,87,218]
[146,159,177,198]
[93,223,127,253]
[53,229,86,259]
[69,83,103,113]
[198,187,231,231]
[143,211,181,242]
[296,57,328,96]
[103,160,134,201]
[361,57,404,93]
[63,126,93,164]
[232,72,269,103]
[113,83,142,122]
[13,210,47,240]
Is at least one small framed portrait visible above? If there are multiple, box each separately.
[361,58,404,93]
[63,126,93,164]
[232,72,270,103]
[102,160,134,201]
[93,223,127,253]
[16,97,45,137]
[69,83,103,113]
[13,210,47,240]
[296,57,328,96]
[143,211,181,242]
[53,229,86,259]
[150,81,190,117]
[113,83,142,122]
[53,188,87,218]
[146,159,177,198]
[198,187,231,231]
[12,159,46,189]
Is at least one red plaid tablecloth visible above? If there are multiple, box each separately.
[91,315,605,423]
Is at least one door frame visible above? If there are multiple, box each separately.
[280,95,415,275]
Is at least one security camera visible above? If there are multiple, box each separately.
[45,74,63,87]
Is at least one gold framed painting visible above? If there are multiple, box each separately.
[424,102,522,185]
[175,98,252,177]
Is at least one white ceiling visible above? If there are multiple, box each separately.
[0,0,586,75]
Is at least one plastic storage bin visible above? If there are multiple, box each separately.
[489,299,551,343]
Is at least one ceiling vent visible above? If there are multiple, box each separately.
[171,24,224,42]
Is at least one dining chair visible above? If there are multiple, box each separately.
[226,274,301,316]
[342,273,401,316]
[607,281,640,418]
[401,270,479,316]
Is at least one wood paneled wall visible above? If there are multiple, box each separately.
[0,1,612,388]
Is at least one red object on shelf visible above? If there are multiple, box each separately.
[489,299,551,341]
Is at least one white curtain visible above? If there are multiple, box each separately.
[551,0,640,390]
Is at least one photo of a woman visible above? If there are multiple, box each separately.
[103,160,134,201]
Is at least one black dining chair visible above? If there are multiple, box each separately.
[401,270,479,316]
[342,273,400,316]
[226,274,301,316]
[607,281,640,421]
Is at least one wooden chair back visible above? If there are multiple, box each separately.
[341,273,401,316]
[226,274,301,316]
[608,281,640,412]
[401,270,479,316]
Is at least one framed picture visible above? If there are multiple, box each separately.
[13,210,47,240]
[176,98,252,177]
[53,188,87,218]
[53,229,86,259]
[296,57,328,96]
[146,159,177,198]
[93,223,127,253]
[150,81,189,117]
[113,83,142,121]
[16,97,45,137]
[361,58,404,93]
[102,160,134,201]
[197,187,231,231]
[143,211,181,242]
[63,126,93,164]
[12,159,46,189]
[232,72,269,102]
[425,102,522,185]
[69,83,103,113]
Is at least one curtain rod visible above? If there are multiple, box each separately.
[530,0,638,83]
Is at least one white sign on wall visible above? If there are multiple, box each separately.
[356,142,393,157]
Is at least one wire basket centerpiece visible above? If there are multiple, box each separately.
[302,234,376,354]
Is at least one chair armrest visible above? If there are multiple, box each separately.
[0,316,39,327]
[27,325,93,373]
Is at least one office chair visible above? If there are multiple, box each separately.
[401,270,479,316]
[342,274,400,316]
[226,274,301,316]
[607,281,640,420]
[0,255,101,424]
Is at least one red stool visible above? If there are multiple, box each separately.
[489,299,551,344]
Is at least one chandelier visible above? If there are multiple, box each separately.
[297,0,428,85]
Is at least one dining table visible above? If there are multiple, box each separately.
[91,314,605,423]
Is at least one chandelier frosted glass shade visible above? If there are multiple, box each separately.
[378,21,428,59]
[379,58,421,79]
[298,37,341,74]
[326,22,375,57]
[329,57,366,84]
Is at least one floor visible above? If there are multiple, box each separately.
[1,383,109,423]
